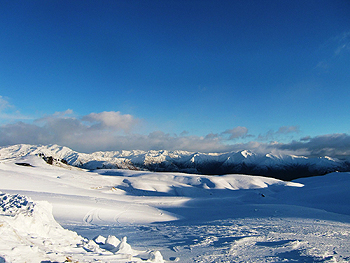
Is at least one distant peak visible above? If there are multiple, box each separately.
[240,150,254,158]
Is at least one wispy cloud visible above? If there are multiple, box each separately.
[201,126,253,142]
[334,31,350,56]
[257,126,300,141]
[221,126,252,140]
[0,96,10,112]
[316,30,350,71]
[276,126,300,134]
[0,96,31,122]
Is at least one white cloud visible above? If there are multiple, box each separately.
[82,111,138,132]
[0,110,139,151]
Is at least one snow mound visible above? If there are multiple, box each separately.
[96,169,303,198]
[0,193,35,216]
[0,192,164,263]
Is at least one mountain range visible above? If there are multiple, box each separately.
[1,144,349,180]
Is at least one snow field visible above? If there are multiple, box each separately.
[0,192,165,262]
[72,217,350,262]
[0,153,350,262]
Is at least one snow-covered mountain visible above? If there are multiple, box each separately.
[1,144,349,180]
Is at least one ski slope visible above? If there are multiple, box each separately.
[0,153,350,262]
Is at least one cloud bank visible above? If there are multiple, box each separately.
[276,133,350,158]
[0,109,241,153]
[0,103,349,158]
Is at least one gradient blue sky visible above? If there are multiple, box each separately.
[1,0,350,155]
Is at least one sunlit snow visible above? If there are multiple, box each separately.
[0,145,350,262]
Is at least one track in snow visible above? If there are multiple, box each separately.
[69,217,350,263]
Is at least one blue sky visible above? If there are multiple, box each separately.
[1,0,350,155]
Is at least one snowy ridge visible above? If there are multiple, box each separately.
[0,144,348,180]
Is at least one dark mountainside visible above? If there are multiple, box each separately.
[125,159,350,181]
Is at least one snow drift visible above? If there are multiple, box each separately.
[0,192,164,263]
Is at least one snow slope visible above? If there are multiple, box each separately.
[0,150,350,262]
[0,144,348,180]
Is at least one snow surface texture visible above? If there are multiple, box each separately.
[0,145,350,262]
[0,144,348,180]
[0,192,164,263]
